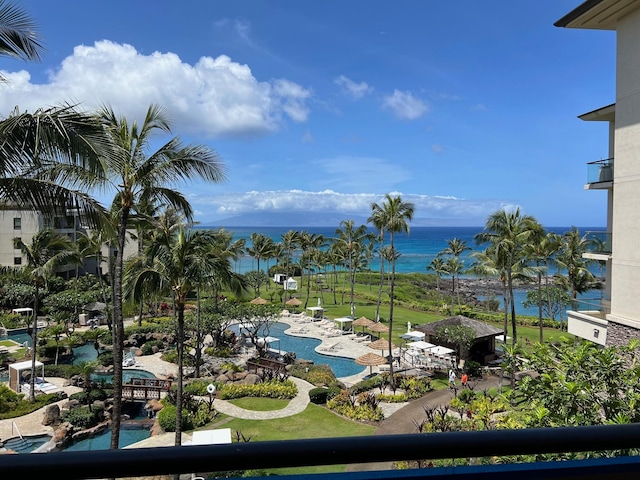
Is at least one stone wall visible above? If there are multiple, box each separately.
[606,321,640,348]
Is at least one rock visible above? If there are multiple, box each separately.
[242,373,260,385]
[145,399,163,412]
[42,404,61,426]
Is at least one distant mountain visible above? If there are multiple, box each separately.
[203,211,478,228]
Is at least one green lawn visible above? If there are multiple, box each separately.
[203,402,376,476]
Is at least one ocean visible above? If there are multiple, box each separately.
[201,225,605,317]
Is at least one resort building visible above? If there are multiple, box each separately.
[556,0,640,347]
[0,206,137,277]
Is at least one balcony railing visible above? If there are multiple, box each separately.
[1,424,640,479]
[587,158,613,184]
[583,231,612,254]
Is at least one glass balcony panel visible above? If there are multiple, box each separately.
[587,158,613,184]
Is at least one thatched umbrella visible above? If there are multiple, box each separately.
[367,322,389,340]
[352,316,375,334]
[355,352,388,376]
[285,297,302,307]
[368,338,397,357]
[250,297,268,305]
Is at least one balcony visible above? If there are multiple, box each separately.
[586,158,613,189]
[1,424,640,479]
[583,230,612,262]
[567,298,610,345]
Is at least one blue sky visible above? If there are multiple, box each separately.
[1,1,615,227]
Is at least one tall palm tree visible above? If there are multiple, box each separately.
[247,233,273,296]
[335,220,370,317]
[474,208,538,345]
[524,227,561,342]
[95,104,225,450]
[126,225,242,446]
[368,203,388,323]
[556,227,596,305]
[14,229,76,401]
[371,194,414,388]
[427,257,448,309]
[299,232,326,308]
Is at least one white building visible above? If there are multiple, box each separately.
[556,0,640,346]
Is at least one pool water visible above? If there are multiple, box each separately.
[91,368,158,384]
[62,427,151,451]
[2,434,51,454]
[233,322,366,378]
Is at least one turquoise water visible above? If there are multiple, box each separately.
[62,427,150,452]
[91,368,158,384]
[2,434,51,454]
[234,322,366,378]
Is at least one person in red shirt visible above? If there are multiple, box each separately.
[461,373,468,388]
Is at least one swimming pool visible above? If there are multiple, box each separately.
[91,368,158,384]
[61,426,151,451]
[233,322,366,378]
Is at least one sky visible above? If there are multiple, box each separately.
[1,1,616,228]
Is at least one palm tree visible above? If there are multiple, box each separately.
[370,194,414,388]
[556,227,596,308]
[247,233,273,296]
[524,228,561,342]
[127,224,242,446]
[335,220,370,317]
[0,0,43,80]
[95,103,225,450]
[474,208,538,345]
[14,229,76,401]
[368,202,388,323]
[298,232,326,308]
[437,238,471,314]
[427,257,448,309]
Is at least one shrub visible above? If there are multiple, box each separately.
[289,363,336,386]
[157,404,194,432]
[308,387,329,404]
[141,340,164,356]
[61,405,104,430]
[184,380,221,397]
[219,380,297,400]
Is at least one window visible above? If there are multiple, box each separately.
[14,257,22,266]
[13,218,21,230]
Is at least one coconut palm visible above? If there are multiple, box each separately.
[335,220,370,317]
[247,233,273,296]
[94,103,225,450]
[427,257,448,309]
[126,224,243,446]
[524,228,561,342]
[370,194,414,388]
[0,0,43,80]
[474,208,538,345]
[556,227,597,304]
[13,229,76,401]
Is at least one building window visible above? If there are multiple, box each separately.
[13,218,21,230]
[14,257,22,265]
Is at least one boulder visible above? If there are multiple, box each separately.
[42,403,61,426]
[241,373,261,385]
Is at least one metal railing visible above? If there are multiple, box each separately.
[587,158,614,184]
[1,424,640,479]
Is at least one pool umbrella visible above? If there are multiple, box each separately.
[367,322,389,340]
[352,316,375,334]
[285,297,302,307]
[368,338,397,357]
[355,352,388,376]
[250,297,268,305]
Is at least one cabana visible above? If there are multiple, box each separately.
[306,306,324,319]
[333,317,354,332]
[8,360,44,393]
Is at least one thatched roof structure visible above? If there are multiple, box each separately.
[416,315,503,340]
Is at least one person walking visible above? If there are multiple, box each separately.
[461,372,468,388]
[448,368,456,387]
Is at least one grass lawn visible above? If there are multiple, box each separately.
[204,402,376,475]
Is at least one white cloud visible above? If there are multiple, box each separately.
[189,189,516,224]
[0,40,312,138]
[334,75,373,99]
[381,89,429,120]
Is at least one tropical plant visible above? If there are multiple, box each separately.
[13,229,76,401]
[369,194,414,389]
[93,104,225,449]
[474,208,538,345]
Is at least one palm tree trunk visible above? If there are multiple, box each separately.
[175,303,185,447]
[375,235,385,322]
[537,271,543,343]
[29,285,39,403]
[388,235,396,390]
[110,217,128,450]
